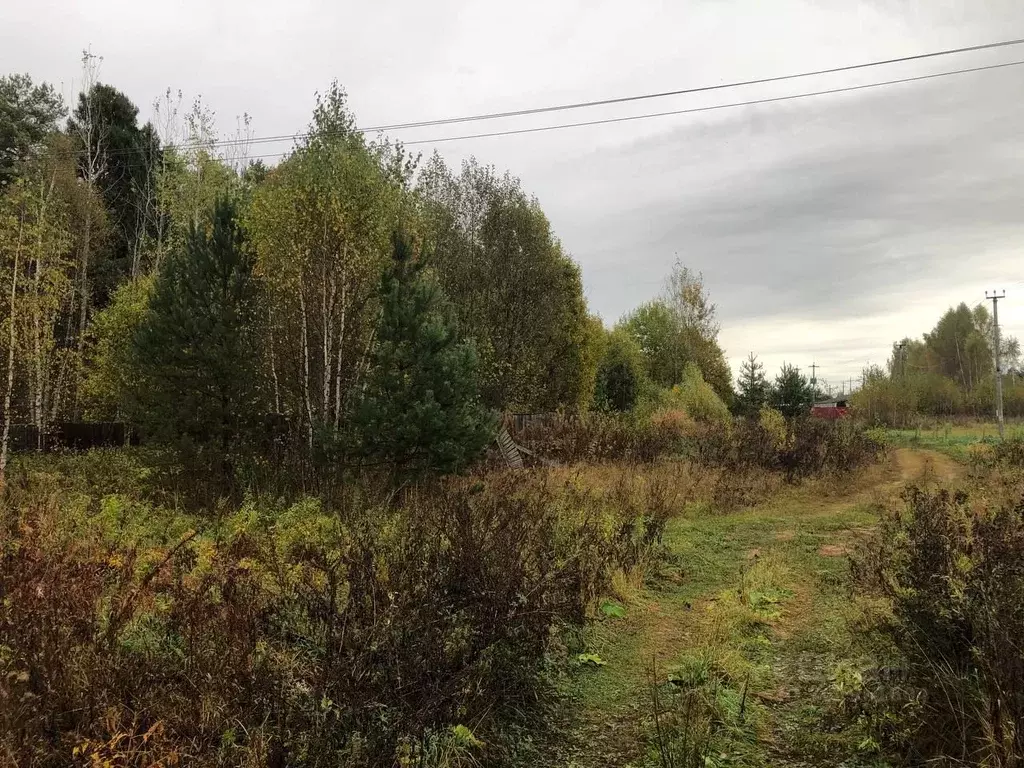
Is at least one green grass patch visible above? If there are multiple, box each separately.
[547,472,905,768]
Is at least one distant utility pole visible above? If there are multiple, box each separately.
[895,341,907,379]
[809,362,818,391]
[986,290,1006,439]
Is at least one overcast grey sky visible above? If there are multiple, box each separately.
[4,0,1024,390]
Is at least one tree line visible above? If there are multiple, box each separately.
[852,302,1022,425]
[0,56,737,481]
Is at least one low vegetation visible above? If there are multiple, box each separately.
[0,450,679,766]
[0,414,883,767]
[850,436,1024,766]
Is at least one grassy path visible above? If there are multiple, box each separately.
[542,449,959,768]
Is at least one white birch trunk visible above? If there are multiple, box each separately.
[0,216,24,489]
[333,278,347,429]
[267,303,281,413]
[299,286,313,448]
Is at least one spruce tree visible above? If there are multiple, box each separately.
[770,363,814,420]
[736,352,769,417]
[354,233,494,475]
[132,197,261,452]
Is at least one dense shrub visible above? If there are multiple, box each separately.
[683,416,882,481]
[854,486,1024,765]
[0,459,675,767]
[512,412,882,483]
[671,362,731,426]
[511,412,688,464]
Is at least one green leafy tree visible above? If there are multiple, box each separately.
[620,298,733,404]
[770,363,813,419]
[132,198,262,452]
[594,328,645,412]
[0,139,79,448]
[354,234,494,476]
[620,301,683,388]
[82,275,153,420]
[735,352,769,416]
[418,155,592,412]
[0,74,65,185]
[923,303,991,392]
[663,261,719,339]
[674,362,731,425]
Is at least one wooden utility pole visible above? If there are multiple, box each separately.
[895,341,907,379]
[986,290,1006,438]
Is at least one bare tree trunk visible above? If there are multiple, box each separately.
[955,334,967,392]
[353,307,382,396]
[333,280,347,430]
[74,50,104,420]
[75,212,90,418]
[0,218,23,490]
[299,286,313,448]
[32,178,47,441]
[155,149,166,272]
[321,265,330,420]
[267,303,280,413]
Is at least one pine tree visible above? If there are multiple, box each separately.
[354,233,494,475]
[131,197,261,453]
[736,352,769,416]
[770,363,813,420]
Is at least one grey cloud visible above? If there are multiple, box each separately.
[542,65,1024,333]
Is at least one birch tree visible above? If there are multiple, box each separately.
[155,97,236,272]
[246,82,415,445]
[0,182,24,487]
[68,50,105,392]
[0,143,75,460]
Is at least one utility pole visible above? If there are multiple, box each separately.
[895,341,907,379]
[986,290,1006,438]
[809,362,818,401]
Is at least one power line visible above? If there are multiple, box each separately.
[93,36,1024,158]
[363,37,1024,133]
[231,58,1024,163]
[77,56,1024,171]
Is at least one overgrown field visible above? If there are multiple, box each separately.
[540,431,1024,768]
[0,417,881,767]
[14,418,1021,768]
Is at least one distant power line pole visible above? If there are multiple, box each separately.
[986,290,1006,439]
[809,362,818,397]
[895,341,907,378]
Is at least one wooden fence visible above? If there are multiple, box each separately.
[504,412,571,433]
[6,422,136,452]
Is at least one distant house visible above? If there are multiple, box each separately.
[810,399,849,420]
